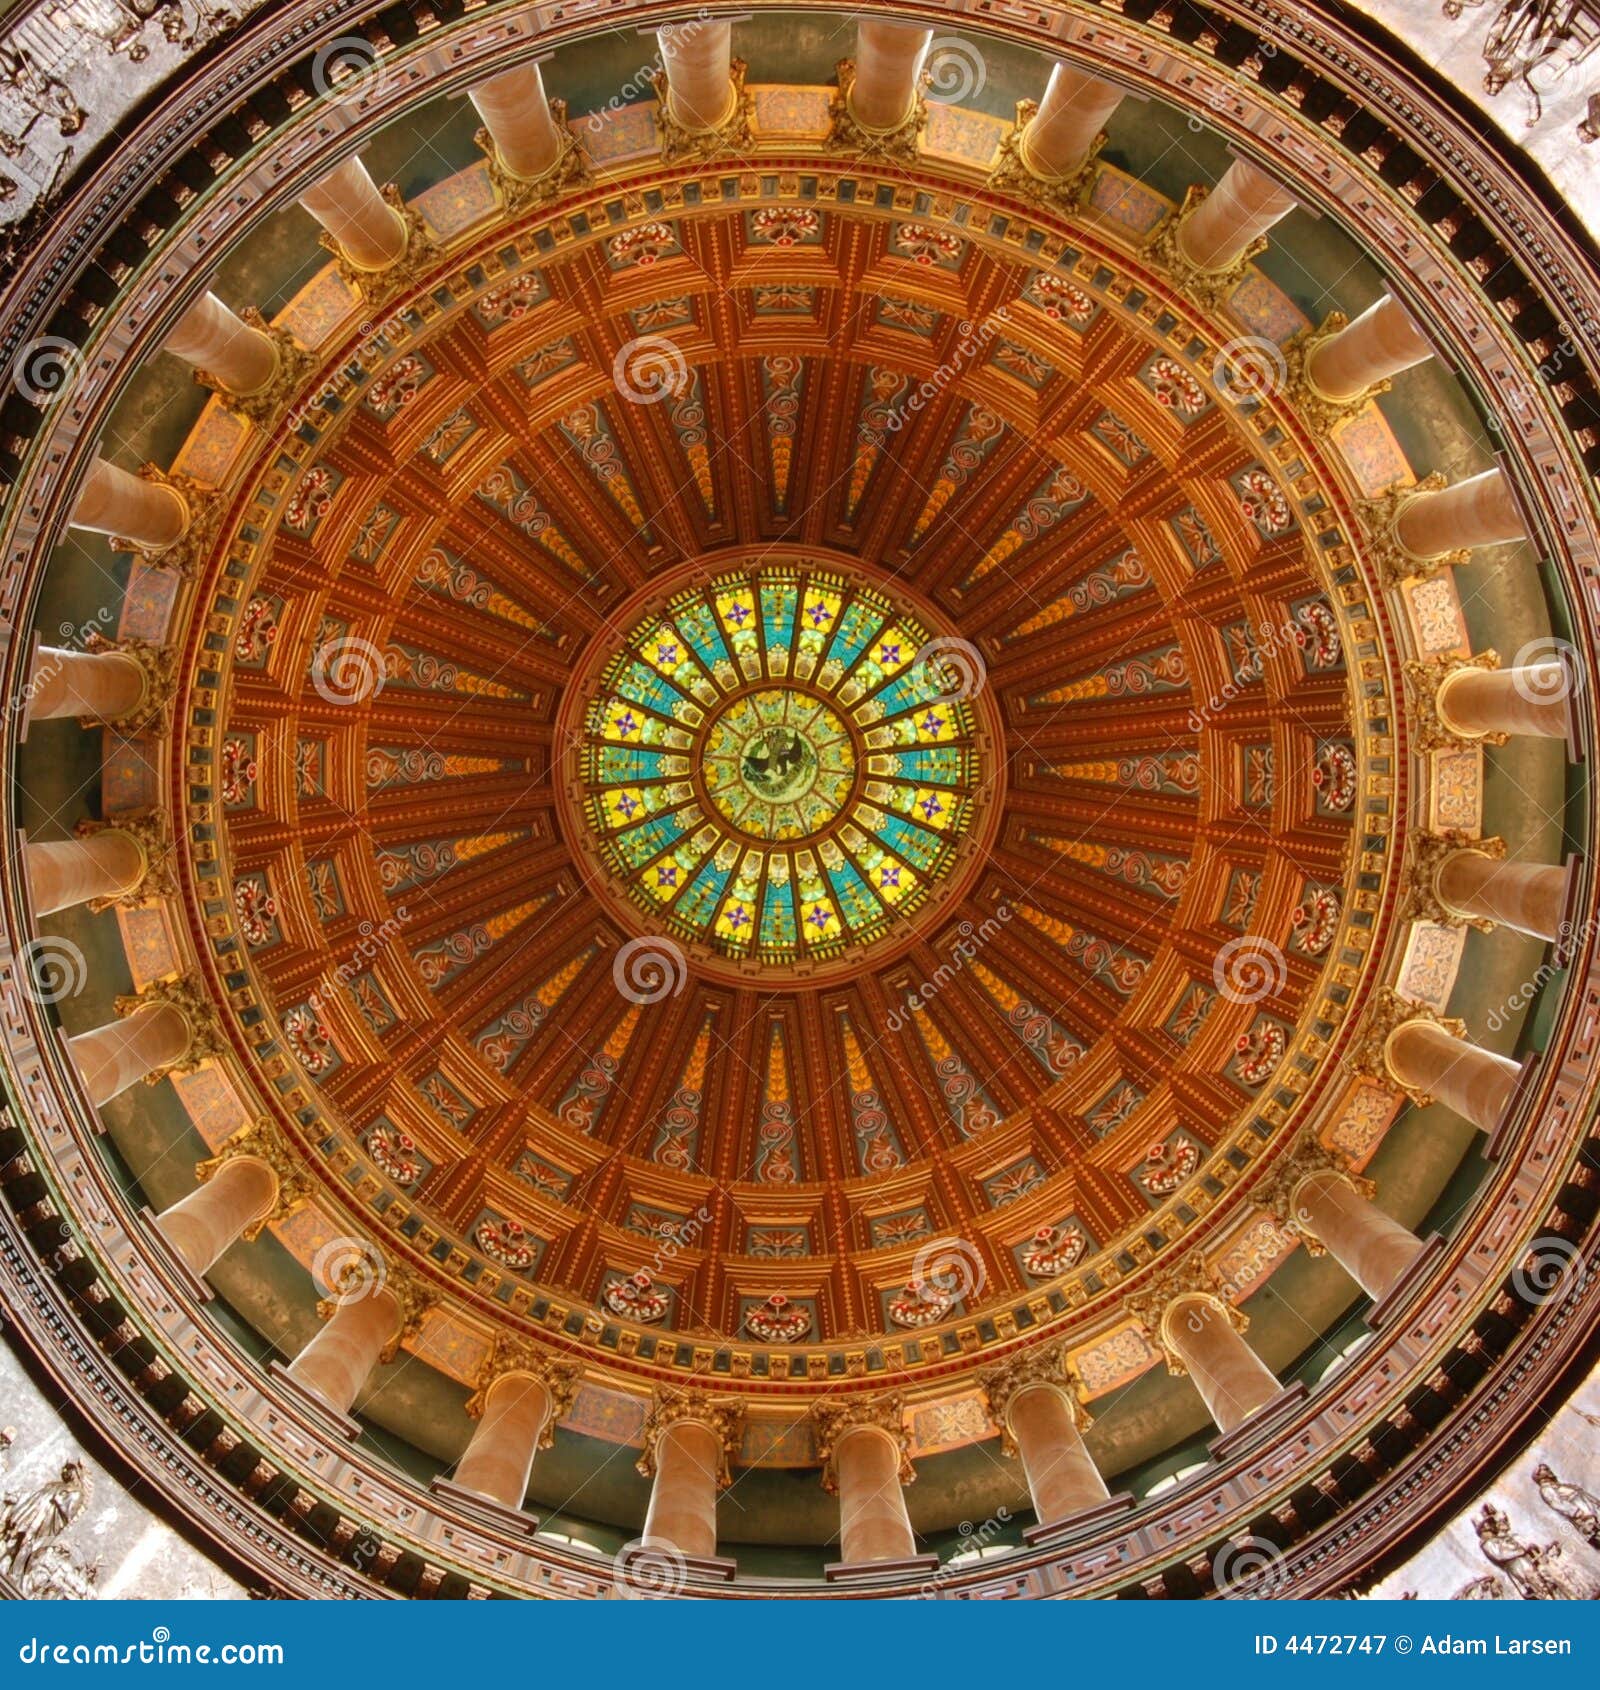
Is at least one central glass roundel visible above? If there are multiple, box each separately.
[704,689,855,838]
[576,564,986,969]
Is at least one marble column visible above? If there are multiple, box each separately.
[1394,469,1527,560]
[983,1354,1109,1527]
[849,19,932,132]
[813,1397,919,1566]
[1436,663,1571,740]
[1386,1020,1520,1132]
[1306,297,1434,401]
[1176,158,1297,272]
[26,646,153,725]
[287,1284,404,1416]
[299,156,409,271]
[154,1155,279,1277]
[164,293,279,397]
[454,1373,553,1507]
[1160,1293,1280,1434]
[657,19,738,131]
[470,63,563,181]
[638,1392,742,1560]
[1291,1171,1426,1302]
[70,459,189,550]
[65,1000,192,1106]
[1435,850,1568,940]
[25,831,146,915]
[1017,62,1124,178]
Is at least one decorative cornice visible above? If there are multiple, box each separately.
[1141,183,1265,311]
[979,1344,1090,1455]
[636,1389,745,1486]
[1403,831,1507,930]
[1358,473,1468,586]
[651,61,755,163]
[1403,650,1508,750]
[1253,1140,1372,1254]
[466,1336,581,1445]
[194,308,318,434]
[79,631,176,736]
[111,974,227,1083]
[810,1393,914,1491]
[1344,986,1467,1105]
[475,101,588,217]
[319,186,436,308]
[826,58,927,164]
[72,807,174,912]
[109,465,221,580]
[1283,312,1391,435]
[195,1117,315,1239]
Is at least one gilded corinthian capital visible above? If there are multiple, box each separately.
[979,1344,1091,1456]
[810,1392,914,1492]
[637,1388,746,1487]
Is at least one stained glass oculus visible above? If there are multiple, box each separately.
[577,565,986,967]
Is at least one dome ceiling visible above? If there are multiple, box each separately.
[188,183,1382,1370]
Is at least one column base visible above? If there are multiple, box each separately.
[1550,853,1586,969]
[266,1358,364,1441]
[1484,1053,1539,1164]
[1206,1381,1308,1461]
[671,1552,737,1583]
[823,1552,940,1583]
[1023,1490,1135,1547]
[428,1476,540,1538]
[137,1205,215,1305]
[1364,1233,1447,1331]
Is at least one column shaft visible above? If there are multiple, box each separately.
[850,20,932,131]
[1162,1295,1280,1433]
[1437,665,1570,739]
[657,19,736,131]
[299,157,408,271]
[469,63,562,180]
[66,1002,190,1107]
[165,294,278,396]
[1177,158,1296,272]
[1395,469,1527,559]
[1387,1021,1520,1132]
[1019,62,1123,178]
[26,833,146,915]
[641,1419,722,1559]
[1437,851,1567,940]
[71,459,188,549]
[26,648,148,724]
[1008,1384,1109,1525]
[454,1373,553,1509]
[833,1427,916,1564]
[1293,1172,1424,1302]
[1307,297,1434,400]
[155,1156,278,1277]
[287,1287,402,1416]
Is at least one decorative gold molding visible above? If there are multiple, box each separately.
[1403,830,1507,930]
[111,973,227,1084]
[1358,473,1468,587]
[826,59,927,164]
[1403,650,1508,751]
[651,61,755,164]
[1141,183,1264,312]
[986,100,1103,214]
[1283,312,1391,435]
[979,1343,1090,1456]
[810,1392,914,1491]
[1344,986,1466,1106]
[1253,1139,1372,1256]
[195,1116,315,1239]
[195,308,318,433]
[73,807,174,912]
[111,465,221,579]
[475,101,588,218]
[319,186,436,309]
[466,1336,581,1443]
[636,1388,745,1485]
